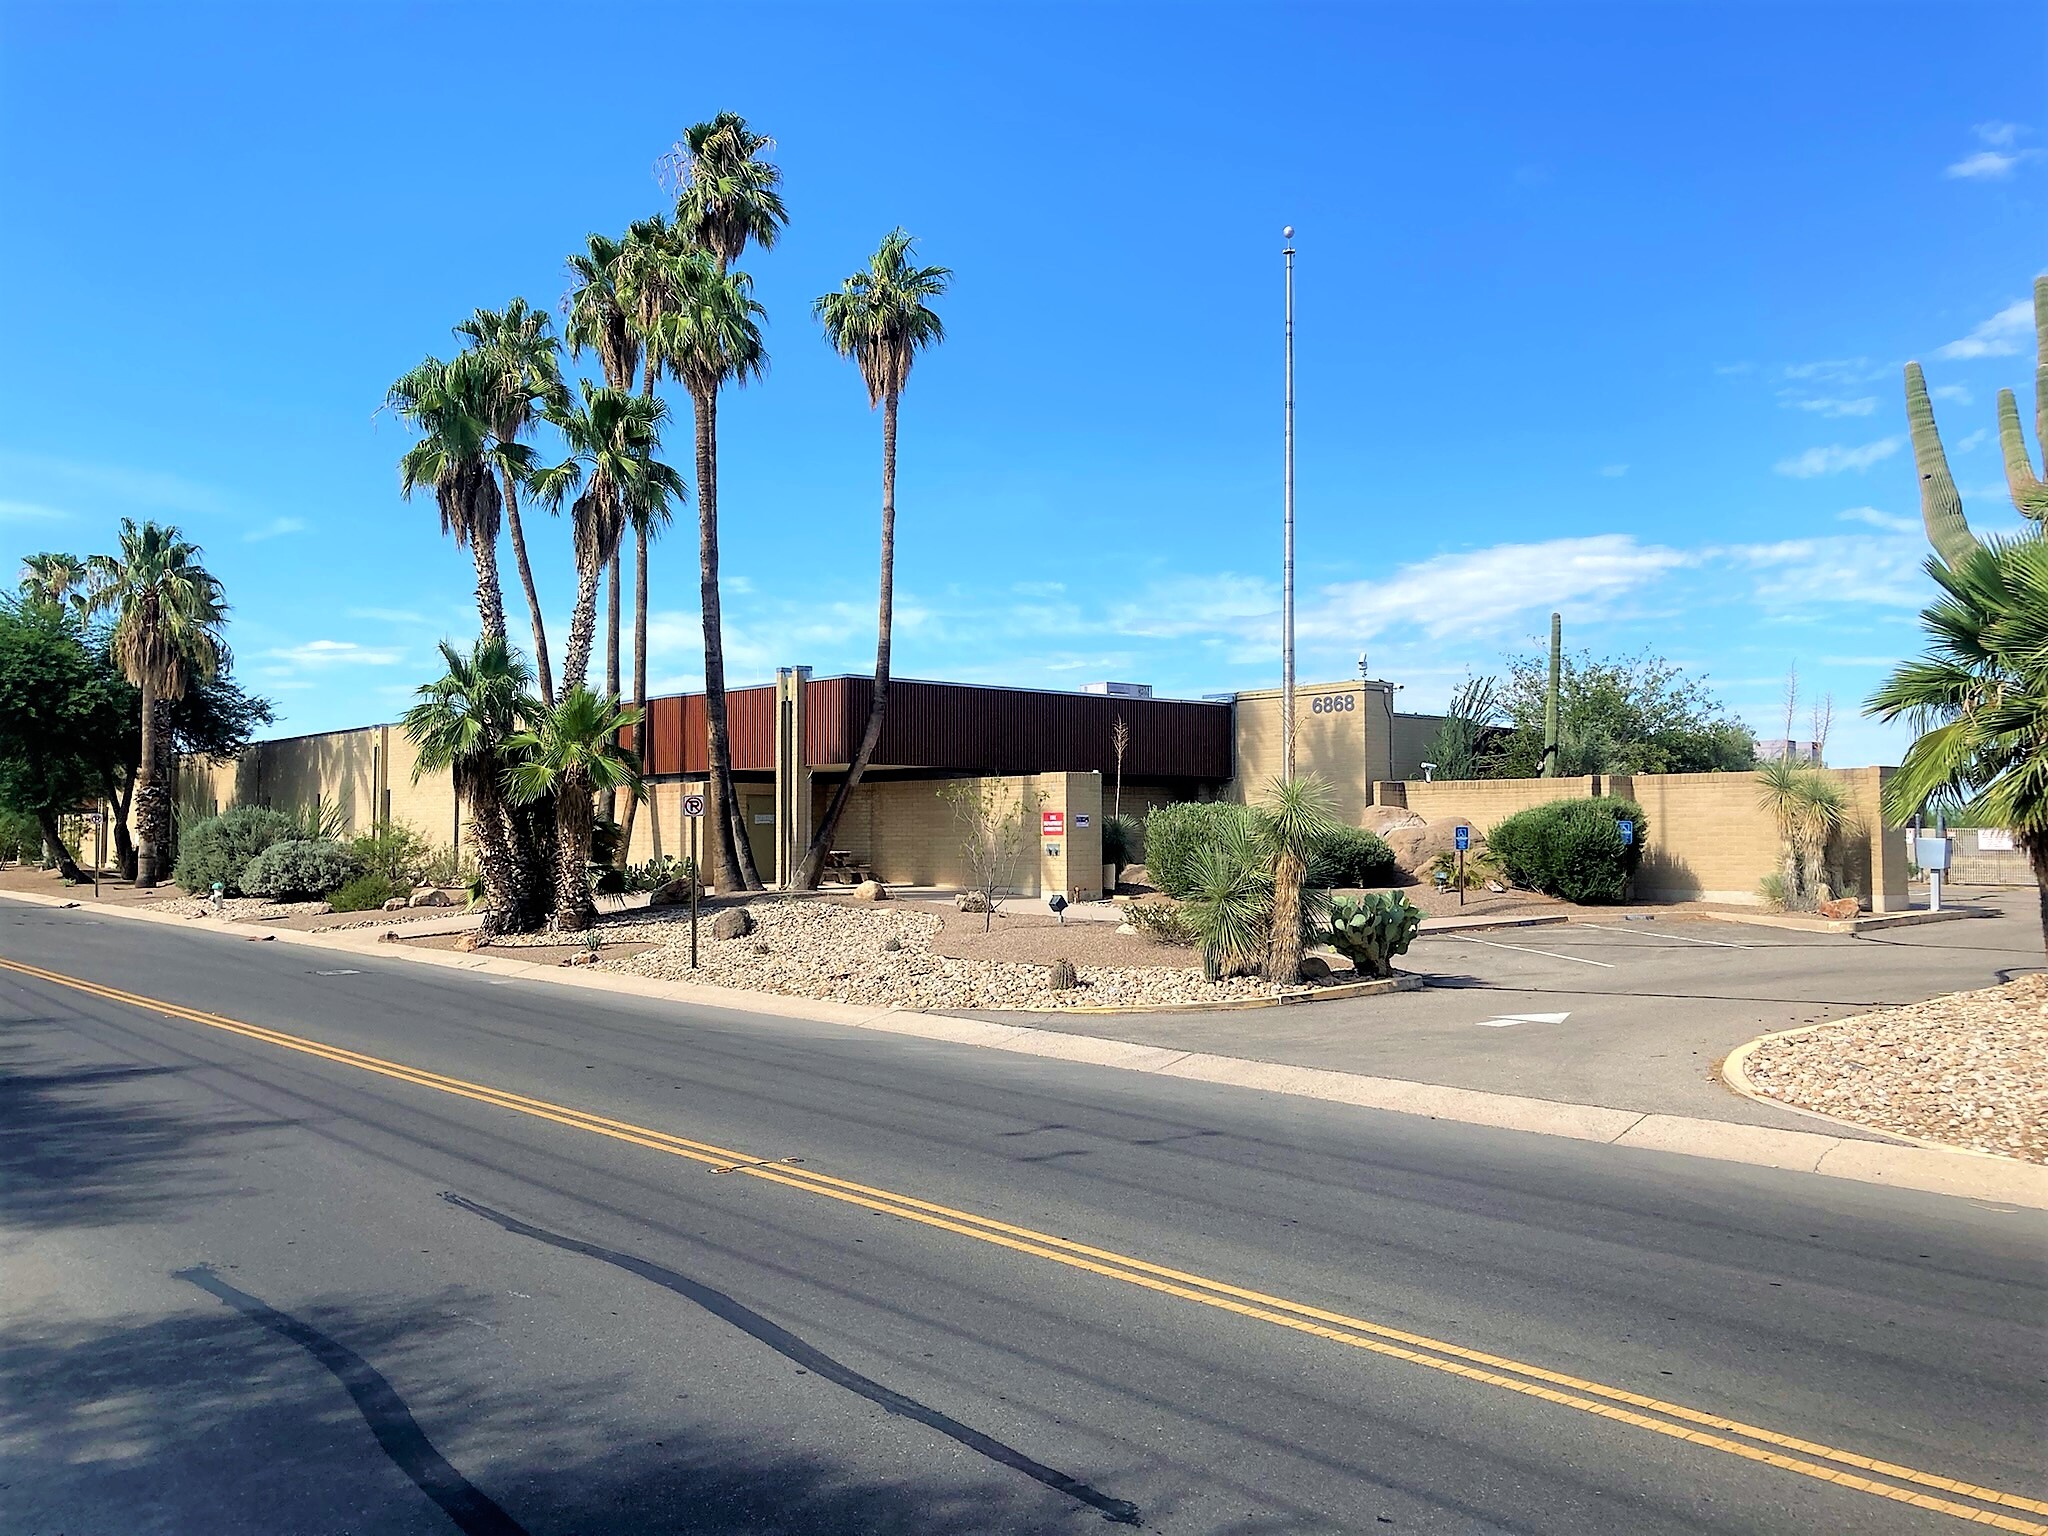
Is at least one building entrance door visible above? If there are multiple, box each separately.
[742,791,777,884]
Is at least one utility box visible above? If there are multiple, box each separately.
[1914,836,1953,873]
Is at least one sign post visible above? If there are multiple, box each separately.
[683,792,706,968]
[1454,824,1469,907]
[1617,818,1636,904]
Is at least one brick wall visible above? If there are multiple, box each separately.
[810,772,1106,898]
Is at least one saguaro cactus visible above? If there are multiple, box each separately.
[1540,611,1562,778]
[1907,275,2048,566]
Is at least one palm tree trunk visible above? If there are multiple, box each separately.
[1268,846,1304,982]
[617,516,650,861]
[134,680,164,887]
[2025,832,2048,954]
[553,770,597,931]
[467,778,530,939]
[560,553,604,697]
[605,547,622,704]
[471,524,507,642]
[796,390,901,889]
[500,468,554,706]
[693,385,761,892]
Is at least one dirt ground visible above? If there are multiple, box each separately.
[925,904,1202,968]
[398,930,659,967]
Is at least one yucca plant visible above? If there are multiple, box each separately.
[1262,774,1339,983]
[1183,821,1273,979]
[1755,757,1849,909]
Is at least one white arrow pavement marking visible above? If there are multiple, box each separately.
[1476,1012,1573,1028]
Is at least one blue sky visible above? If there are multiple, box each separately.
[2,1,2043,768]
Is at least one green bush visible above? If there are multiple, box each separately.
[1101,814,1141,873]
[1324,892,1423,977]
[1145,801,1259,898]
[242,838,364,901]
[172,806,299,895]
[1487,797,1647,903]
[349,818,432,885]
[328,872,404,912]
[1309,824,1397,888]
[1125,897,1199,946]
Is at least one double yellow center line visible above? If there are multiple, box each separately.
[6,953,2042,1532]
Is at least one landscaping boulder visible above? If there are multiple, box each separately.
[1818,896,1861,920]
[848,879,888,902]
[1362,806,1425,837]
[382,896,408,912]
[648,875,702,907]
[955,889,992,913]
[1299,956,1333,982]
[1047,959,1079,990]
[408,887,452,909]
[711,906,754,940]
[1383,815,1476,877]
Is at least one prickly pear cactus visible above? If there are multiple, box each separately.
[1324,892,1423,979]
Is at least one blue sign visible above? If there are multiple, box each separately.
[1618,819,1636,846]
[1454,825,1470,852]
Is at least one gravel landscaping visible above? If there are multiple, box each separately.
[488,897,1329,1010]
[1742,974,2048,1163]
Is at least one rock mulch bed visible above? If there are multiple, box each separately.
[490,897,1313,1011]
[155,895,331,922]
[1742,974,2048,1163]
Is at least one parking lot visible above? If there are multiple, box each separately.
[1009,888,2044,1133]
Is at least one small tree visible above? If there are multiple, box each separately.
[942,779,1024,932]
[1111,716,1130,819]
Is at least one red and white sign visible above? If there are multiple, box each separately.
[1041,811,1066,838]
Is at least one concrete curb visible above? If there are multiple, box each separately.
[1016,973,1425,1014]
[8,888,2044,1209]
[1692,906,1982,937]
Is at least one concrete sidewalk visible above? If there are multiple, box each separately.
[4,885,2042,1210]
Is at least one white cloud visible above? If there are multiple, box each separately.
[243,515,307,542]
[1947,149,2033,180]
[1729,533,1931,608]
[1976,122,2024,148]
[0,498,70,522]
[1598,464,1629,478]
[1838,506,1917,534]
[265,640,407,668]
[1930,383,1973,405]
[1774,438,1903,477]
[1938,298,2032,359]
[1714,361,1754,377]
[1783,358,1880,384]
[1107,573,1279,642]
[1956,428,1990,453]
[0,450,228,517]
[1788,396,1878,418]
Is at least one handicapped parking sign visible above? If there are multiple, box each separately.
[1454,825,1470,852]
[1618,819,1635,846]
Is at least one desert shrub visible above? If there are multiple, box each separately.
[1488,796,1647,904]
[0,806,41,862]
[328,872,404,912]
[417,842,475,888]
[1101,814,1142,873]
[1182,818,1275,976]
[1428,846,1503,891]
[1125,897,1200,946]
[172,806,299,895]
[1324,892,1423,977]
[242,838,364,901]
[1309,824,1397,888]
[1757,871,1790,911]
[1146,801,1259,898]
[350,818,432,885]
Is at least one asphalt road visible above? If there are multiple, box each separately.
[998,891,2047,1129]
[3,899,2044,1535]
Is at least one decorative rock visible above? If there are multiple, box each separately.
[408,887,452,908]
[1048,959,1079,990]
[1817,896,1861,920]
[382,896,409,912]
[711,906,754,940]
[1299,956,1332,982]
[649,876,702,907]
[955,889,992,913]
[883,936,902,953]
[378,930,401,943]
[558,950,600,966]
[455,933,484,952]
[849,879,888,902]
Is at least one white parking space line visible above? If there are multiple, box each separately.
[1574,924,1753,950]
[1438,935,1615,968]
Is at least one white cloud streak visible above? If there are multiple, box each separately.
[1774,438,1903,477]
[1938,299,2033,359]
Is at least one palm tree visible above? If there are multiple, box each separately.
[505,686,645,932]
[669,112,788,274]
[455,300,569,704]
[536,383,686,700]
[401,637,544,935]
[658,249,768,891]
[1262,774,1339,983]
[84,520,227,887]
[18,552,88,618]
[565,233,645,723]
[1871,538,2048,946]
[387,350,532,640]
[795,230,951,889]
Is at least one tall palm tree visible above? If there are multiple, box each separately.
[84,520,227,887]
[669,112,788,274]
[565,234,645,723]
[18,552,89,618]
[536,382,685,699]
[795,230,950,889]
[455,300,569,704]
[401,637,544,936]
[387,350,531,640]
[506,686,645,932]
[1871,538,2048,947]
[659,249,768,891]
